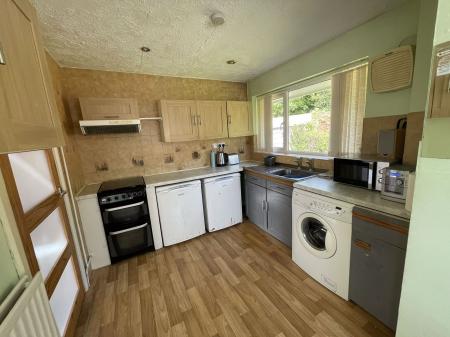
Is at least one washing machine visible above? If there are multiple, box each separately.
[292,188,354,300]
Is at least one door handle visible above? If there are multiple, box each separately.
[197,115,202,126]
[57,187,67,197]
[261,200,265,212]
[191,114,196,126]
[354,239,371,256]
[105,201,144,212]
[109,223,148,235]
[227,115,232,124]
[0,45,6,65]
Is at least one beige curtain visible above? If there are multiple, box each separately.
[329,64,368,156]
[255,95,273,152]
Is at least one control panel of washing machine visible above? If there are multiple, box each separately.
[309,200,346,216]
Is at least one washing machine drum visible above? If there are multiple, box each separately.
[297,213,337,259]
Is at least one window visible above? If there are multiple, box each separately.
[288,81,331,154]
[255,63,368,156]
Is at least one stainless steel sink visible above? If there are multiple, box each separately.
[269,168,317,180]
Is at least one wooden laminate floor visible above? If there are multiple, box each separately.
[75,221,394,337]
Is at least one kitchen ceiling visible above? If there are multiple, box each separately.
[32,0,409,82]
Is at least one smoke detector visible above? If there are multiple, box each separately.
[210,12,225,26]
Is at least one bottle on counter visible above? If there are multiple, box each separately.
[210,144,217,167]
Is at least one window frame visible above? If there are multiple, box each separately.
[255,58,368,157]
[266,74,333,156]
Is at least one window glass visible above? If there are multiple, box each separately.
[271,93,284,149]
[9,150,56,213]
[288,80,332,154]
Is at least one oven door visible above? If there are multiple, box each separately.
[107,222,153,259]
[102,200,149,227]
[333,158,374,189]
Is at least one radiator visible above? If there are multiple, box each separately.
[0,273,59,337]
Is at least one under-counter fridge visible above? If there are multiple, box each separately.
[156,180,205,246]
[202,173,243,232]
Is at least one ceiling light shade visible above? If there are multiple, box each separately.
[210,12,225,26]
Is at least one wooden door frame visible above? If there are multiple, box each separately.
[0,149,84,337]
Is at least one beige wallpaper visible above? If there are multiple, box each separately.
[46,55,85,193]
[58,68,252,185]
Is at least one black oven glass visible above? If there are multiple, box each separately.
[334,159,370,188]
[102,201,149,231]
[108,224,152,257]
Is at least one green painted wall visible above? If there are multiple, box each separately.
[247,0,421,118]
[396,1,450,336]
[0,220,19,303]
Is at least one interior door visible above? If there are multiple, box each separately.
[227,101,253,137]
[0,0,62,153]
[197,100,228,139]
[0,149,84,337]
[160,100,198,142]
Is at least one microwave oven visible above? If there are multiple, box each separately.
[333,157,393,191]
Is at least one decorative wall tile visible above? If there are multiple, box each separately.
[57,67,252,184]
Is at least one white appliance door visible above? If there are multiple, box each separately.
[156,181,206,246]
[203,173,243,232]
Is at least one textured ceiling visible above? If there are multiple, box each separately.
[32,0,409,82]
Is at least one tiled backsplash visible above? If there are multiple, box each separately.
[57,67,252,185]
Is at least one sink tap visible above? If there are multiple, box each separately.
[294,157,303,168]
[303,158,314,171]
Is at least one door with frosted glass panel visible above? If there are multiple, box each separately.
[0,149,83,337]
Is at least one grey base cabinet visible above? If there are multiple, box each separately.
[245,173,293,246]
[349,207,409,330]
[267,189,292,247]
[246,181,267,231]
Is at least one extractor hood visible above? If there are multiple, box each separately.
[79,119,141,135]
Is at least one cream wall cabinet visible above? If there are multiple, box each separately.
[226,101,253,137]
[197,100,228,140]
[160,100,199,142]
[160,99,252,142]
[0,0,62,153]
[79,97,139,120]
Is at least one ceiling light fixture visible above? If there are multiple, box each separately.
[140,46,151,52]
[226,60,236,65]
[210,12,225,26]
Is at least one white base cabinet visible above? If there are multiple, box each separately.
[77,196,111,270]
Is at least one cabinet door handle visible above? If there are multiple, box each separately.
[0,45,6,65]
[191,114,196,126]
[354,239,371,255]
[228,115,232,124]
[197,115,202,125]
[265,200,269,212]
[261,200,265,212]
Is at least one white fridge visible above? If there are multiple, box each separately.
[202,173,243,232]
[156,180,206,246]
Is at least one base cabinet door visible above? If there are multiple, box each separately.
[267,190,292,246]
[0,0,62,153]
[245,181,267,231]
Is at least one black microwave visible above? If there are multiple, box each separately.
[333,158,391,191]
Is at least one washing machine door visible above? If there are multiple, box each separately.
[296,212,337,259]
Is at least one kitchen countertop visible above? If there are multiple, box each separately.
[294,176,411,220]
[76,183,101,200]
[145,162,260,187]
[76,162,261,200]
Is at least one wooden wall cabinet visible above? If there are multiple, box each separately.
[0,0,63,153]
[197,100,228,139]
[160,100,199,142]
[79,97,139,120]
[227,101,253,137]
[430,43,450,118]
[160,99,253,142]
